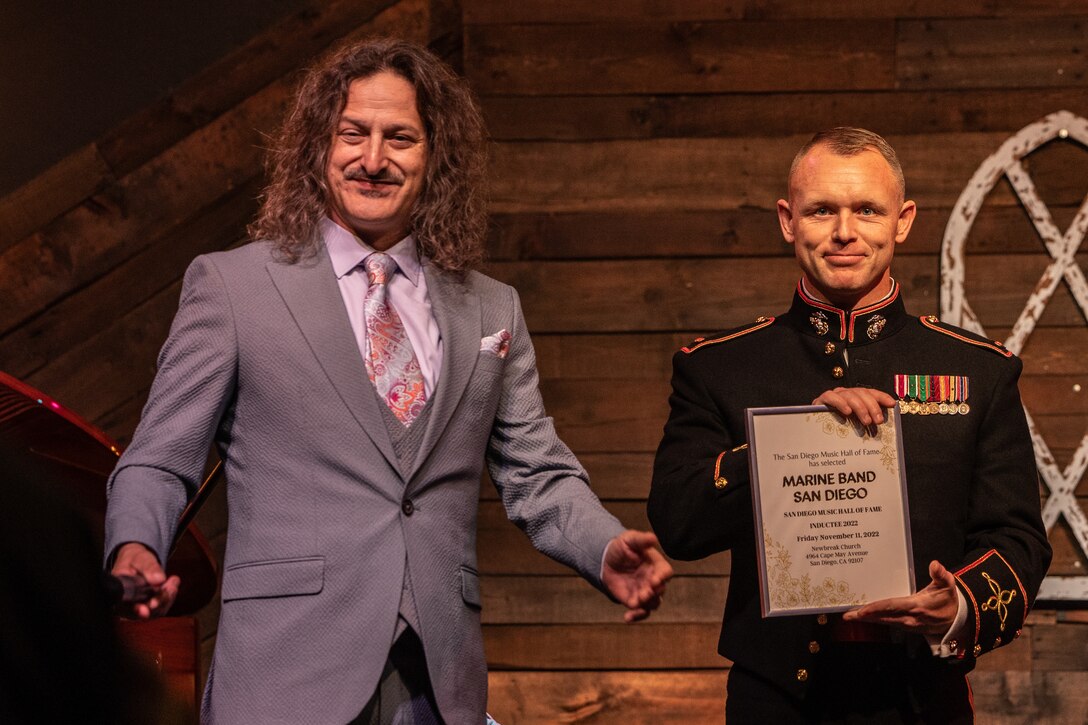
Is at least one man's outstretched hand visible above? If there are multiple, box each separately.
[842,560,960,635]
[602,530,673,623]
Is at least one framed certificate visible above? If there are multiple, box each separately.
[745,405,915,617]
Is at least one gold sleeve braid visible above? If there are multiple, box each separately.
[713,444,749,489]
[954,549,1028,657]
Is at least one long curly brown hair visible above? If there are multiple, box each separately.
[249,38,488,271]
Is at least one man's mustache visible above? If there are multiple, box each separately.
[344,167,404,185]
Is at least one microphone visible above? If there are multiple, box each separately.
[102,573,155,605]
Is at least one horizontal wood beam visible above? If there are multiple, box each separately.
[486,669,729,724]
[481,89,1088,141]
[898,18,1088,90]
[466,20,895,95]
[464,1,1088,25]
[484,622,728,669]
[487,134,1085,212]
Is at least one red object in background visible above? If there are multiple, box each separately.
[0,369,217,613]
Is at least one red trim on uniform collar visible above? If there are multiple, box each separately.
[797,280,848,340]
[797,279,900,343]
[846,283,900,343]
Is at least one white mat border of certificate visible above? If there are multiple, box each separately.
[745,404,916,618]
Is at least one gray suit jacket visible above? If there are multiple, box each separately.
[105,240,624,724]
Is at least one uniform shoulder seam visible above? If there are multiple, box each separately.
[681,317,776,354]
[917,316,1013,358]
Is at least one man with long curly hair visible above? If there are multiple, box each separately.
[105,38,672,724]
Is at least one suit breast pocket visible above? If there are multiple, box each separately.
[466,354,505,418]
[221,556,325,602]
[475,351,506,377]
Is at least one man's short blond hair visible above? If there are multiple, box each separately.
[788,127,905,201]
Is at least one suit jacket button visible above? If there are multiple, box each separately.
[402,500,415,516]
[796,668,808,682]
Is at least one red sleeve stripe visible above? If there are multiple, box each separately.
[953,571,982,647]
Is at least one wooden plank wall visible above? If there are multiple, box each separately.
[0,1,1085,722]
[468,2,1088,722]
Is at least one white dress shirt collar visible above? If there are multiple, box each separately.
[321,217,423,286]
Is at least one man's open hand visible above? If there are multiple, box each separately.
[842,560,960,635]
[602,530,673,623]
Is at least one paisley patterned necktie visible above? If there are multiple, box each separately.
[362,253,426,426]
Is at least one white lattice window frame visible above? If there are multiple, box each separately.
[940,110,1088,602]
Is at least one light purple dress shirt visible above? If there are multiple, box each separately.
[322,217,443,396]
[323,218,614,585]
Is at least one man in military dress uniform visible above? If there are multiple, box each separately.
[648,127,1051,722]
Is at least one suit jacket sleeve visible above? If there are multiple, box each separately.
[104,255,238,567]
[484,286,624,589]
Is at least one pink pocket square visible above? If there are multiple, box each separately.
[480,329,511,359]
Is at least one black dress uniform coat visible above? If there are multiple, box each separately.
[648,280,1051,709]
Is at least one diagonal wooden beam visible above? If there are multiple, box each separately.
[0,0,402,252]
[0,0,430,335]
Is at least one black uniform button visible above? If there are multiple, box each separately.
[796,668,809,682]
[832,366,845,379]
[816,614,828,625]
[824,342,836,355]
[808,641,820,654]
[402,500,415,516]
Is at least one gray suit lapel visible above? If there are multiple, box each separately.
[407,263,481,483]
[265,247,399,475]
